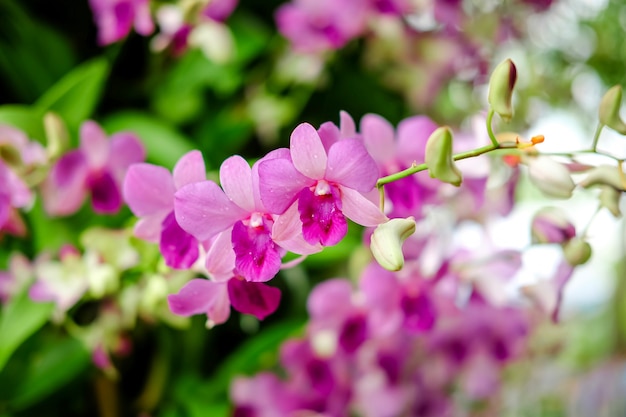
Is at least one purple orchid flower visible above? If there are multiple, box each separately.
[276,0,370,53]
[360,113,440,219]
[258,122,387,247]
[167,276,281,327]
[175,154,320,283]
[42,120,145,216]
[89,0,154,45]
[123,150,205,269]
[0,160,32,236]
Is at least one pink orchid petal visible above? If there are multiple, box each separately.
[132,0,154,35]
[123,163,176,216]
[251,150,288,212]
[307,278,354,320]
[360,113,395,164]
[205,230,236,281]
[326,138,379,192]
[42,151,89,216]
[339,186,387,226]
[227,278,281,320]
[317,121,341,152]
[173,150,206,189]
[160,211,199,269]
[220,155,255,212]
[88,170,122,214]
[167,278,227,316]
[290,123,327,179]
[272,203,323,255]
[134,212,169,242]
[108,132,146,183]
[339,110,357,138]
[258,157,313,214]
[80,121,110,169]
[396,116,438,164]
[174,180,249,241]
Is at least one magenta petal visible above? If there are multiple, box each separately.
[339,110,357,139]
[43,150,89,216]
[123,163,176,216]
[173,150,206,189]
[307,278,353,320]
[232,220,281,282]
[339,186,387,227]
[290,123,327,179]
[160,211,199,269]
[80,120,110,169]
[360,113,395,164]
[168,278,227,316]
[401,292,436,333]
[227,279,281,320]
[326,139,379,192]
[174,180,249,241]
[88,170,122,214]
[220,155,255,212]
[298,186,347,246]
[205,230,237,281]
[396,116,438,164]
[108,132,146,182]
[339,315,368,353]
[258,157,312,214]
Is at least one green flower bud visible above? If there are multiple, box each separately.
[370,217,416,271]
[526,156,575,199]
[599,185,622,217]
[599,85,626,134]
[44,112,69,159]
[488,59,517,122]
[563,237,592,266]
[425,126,462,186]
[579,164,626,191]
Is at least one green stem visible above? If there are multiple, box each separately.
[591,123,604,152]
[377,143,505,187]
[486,109,499,147]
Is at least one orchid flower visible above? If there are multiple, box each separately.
[175,154,320,282]
[89,0,154,45]
[123,150,205,269]
[42,120,145,216]
[258,122,387,247]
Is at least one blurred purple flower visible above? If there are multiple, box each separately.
[89,0,154,45]
[42,120,145,216]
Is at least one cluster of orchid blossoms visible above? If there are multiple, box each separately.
[1,57,625,406]
[86,0,558,109]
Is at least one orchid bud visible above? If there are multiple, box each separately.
[579,165,626,191]
[425,126,462,186]
[370,217,416,271]
[531,207,576,244]
[44,112,69,159]
[526,156,575,199]
[488,58,517,122]
[563,237,592,266]
[599,185,622,217]
[599,85,626,134]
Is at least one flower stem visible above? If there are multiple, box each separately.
[591,123,604,152]
[376,143,503,187]
[486,108,499,147]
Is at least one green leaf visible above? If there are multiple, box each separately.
[101,111,197,169]
[0,291,54,372]
[35,58,109,132]
[0,335,90,410]
[0,105,46,142]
